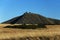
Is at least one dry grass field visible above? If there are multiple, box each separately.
[0,24,60,40]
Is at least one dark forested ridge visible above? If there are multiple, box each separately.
[2,12,60,25]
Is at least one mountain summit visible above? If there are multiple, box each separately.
[2,12,60,25]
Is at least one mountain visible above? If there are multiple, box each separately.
[2,12,60,25]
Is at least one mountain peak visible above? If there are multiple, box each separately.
[24,12,35,15]
[2,12,60,25]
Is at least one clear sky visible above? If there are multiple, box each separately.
[0,0,60,23]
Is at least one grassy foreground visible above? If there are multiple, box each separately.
[0,24,60,40]
[0,28,59,40]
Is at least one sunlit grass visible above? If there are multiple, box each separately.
[0,24,60,40]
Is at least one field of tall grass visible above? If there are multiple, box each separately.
[0,24,60,40]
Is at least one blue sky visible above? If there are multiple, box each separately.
[0,0,60,23]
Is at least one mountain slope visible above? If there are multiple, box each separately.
[2,12,60,25]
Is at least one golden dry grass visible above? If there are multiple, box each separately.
[0,24,60,40]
